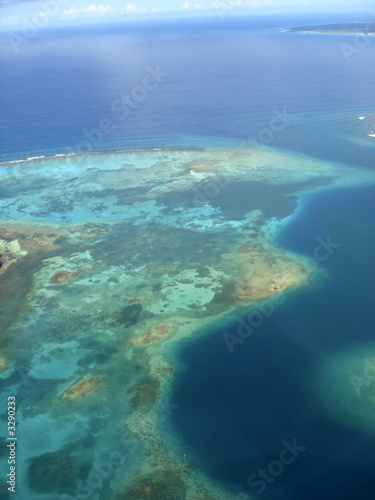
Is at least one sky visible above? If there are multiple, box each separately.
[0,0,374,30]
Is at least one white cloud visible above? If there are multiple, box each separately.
[181,0,205,10]
[62,3,142,19]
[62,4,110,18]
[86,4,113,15]
[124,4,137,13]
[181,0,273,11]
[241,0,274,6]
[0,15,21,25]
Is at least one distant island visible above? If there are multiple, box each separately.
[285,21,375,35]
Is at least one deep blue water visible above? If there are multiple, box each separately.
[0,12,374,165]
[171,185,375,500]
[1,12,375,499]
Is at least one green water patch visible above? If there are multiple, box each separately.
[154,185,202,212]
[0,439,8,458]
[115,303,143,328]
[28,447,91,495]
[0,484,11,500]
[19,309,92,345]
[0,175,53,199]
[15,378,63,419]
[29,197,75,219]
[91,221,230,270]
[84,185,152,205]
[76,344,117,369]
[206,178,334,221]
[0,259,38,336]
[28,450,77,494]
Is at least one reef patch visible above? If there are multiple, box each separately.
[132,323,173,346]
[51,267,90,284]
[62,376,101,400]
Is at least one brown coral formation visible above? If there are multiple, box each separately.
[0,354,8,374]
[155,266,170,275]
[132,324,173,346]
[128,297,146,305]
[128,377,160,410]
[235,259,311,301]
[0,234,27,276]
[238,244,254,253]
[66,223,109,240]
[0,224,64,277]
[62,377,100,400]
[222,242,314,303]
[124,462,187,500]
[0,225,63,253]
[51,267,90,284]
[186,159,215,172]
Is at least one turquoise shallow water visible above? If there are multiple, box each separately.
[2,146,338,499]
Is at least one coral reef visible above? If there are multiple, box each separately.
[51,267,90,284]
[2,146,372,499]
[127,376,161,411]
[125,467,187,500]
[62,376,101,400]
[132,323,173,346]
[0,354,7,373]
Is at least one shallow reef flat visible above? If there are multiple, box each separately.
[310,344,375,432]
[0,146,374,498]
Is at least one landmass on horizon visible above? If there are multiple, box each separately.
[285,21,375,35]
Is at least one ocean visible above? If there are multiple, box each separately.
[0,12,374,163]
[170,184,375,499]
[0,11,375,500]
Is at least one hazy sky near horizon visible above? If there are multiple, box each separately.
[0,0,374,29]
